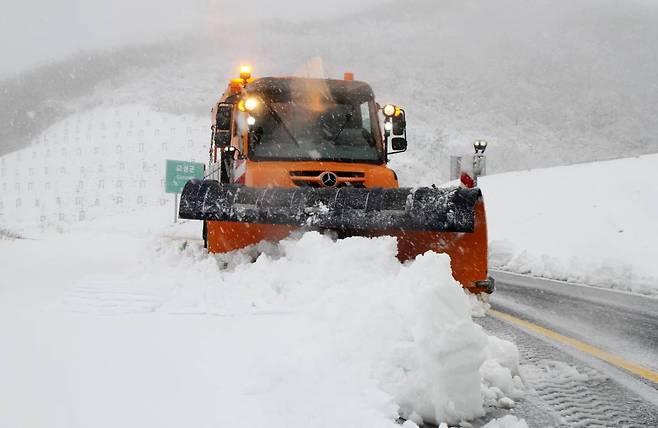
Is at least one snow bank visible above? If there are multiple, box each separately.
[482,415,529,428]
[147,231,522,425]
[224,233,488,423]
[480,336,524,409]
[480,153,658,295]
[0,216,522,427]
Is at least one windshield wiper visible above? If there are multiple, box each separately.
[257,95,301,147]
[328,105,355,143]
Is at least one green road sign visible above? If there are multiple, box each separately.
[165,160,205,194]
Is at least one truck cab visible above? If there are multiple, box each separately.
[207,74,407,190]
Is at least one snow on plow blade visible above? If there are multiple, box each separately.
[179,180,481,233]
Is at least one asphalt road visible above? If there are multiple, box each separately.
[489,270,658,375]
[476,271,658,426]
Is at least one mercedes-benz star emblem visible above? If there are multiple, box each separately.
[320,171,338,187]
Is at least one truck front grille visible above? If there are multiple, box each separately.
[289,171,366,188]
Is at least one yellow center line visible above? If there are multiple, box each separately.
[488,308,658,384]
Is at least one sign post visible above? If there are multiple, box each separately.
[174,193,178,223]
[165,160,205,222]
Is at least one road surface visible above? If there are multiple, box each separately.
[477,270,658,427]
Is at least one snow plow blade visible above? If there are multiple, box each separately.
[179,180,481,233]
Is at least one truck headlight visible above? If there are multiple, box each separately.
[382,104,396,117]
[244,97,259,111]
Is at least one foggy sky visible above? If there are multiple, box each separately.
[0,0,381,77]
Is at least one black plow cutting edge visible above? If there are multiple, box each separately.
[179,180,481,233]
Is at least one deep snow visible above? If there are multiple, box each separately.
[480,154,658,295]
[0,72,648,428]
[0,0,655,419]
[0,208,523,427]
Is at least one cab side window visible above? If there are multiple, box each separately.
[360,102,371,132]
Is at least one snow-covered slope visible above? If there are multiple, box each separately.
[480,154,658,295]
[247,0,658,184]
[0,105,206,229]
[3,0,658,179]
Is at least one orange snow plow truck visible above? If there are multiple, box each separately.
[179,67,494,294]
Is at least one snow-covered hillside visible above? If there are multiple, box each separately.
[0,105,206,229]
[480,154,658,295]
[3,0,658,180]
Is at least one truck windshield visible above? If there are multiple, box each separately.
[248,99,383,163]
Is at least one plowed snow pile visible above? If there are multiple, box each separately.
[0,213,522,427]
[480,153,658,295]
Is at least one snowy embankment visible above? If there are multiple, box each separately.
[0,104,207,227]
[480,153,658,295]
[0,210,524,427]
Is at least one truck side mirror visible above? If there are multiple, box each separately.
[384,106,407,154]
[213,103,233,148]
[391,137,407,151]
[216,104,232,131]
[214,131,231,147]
[392,113,406,135]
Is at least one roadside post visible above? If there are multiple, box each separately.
[165,160,205,222]
[450,155,464,181]
[450,140,488,187]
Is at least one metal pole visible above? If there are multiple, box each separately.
[174,193,178,223]
[472,153,486,186]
